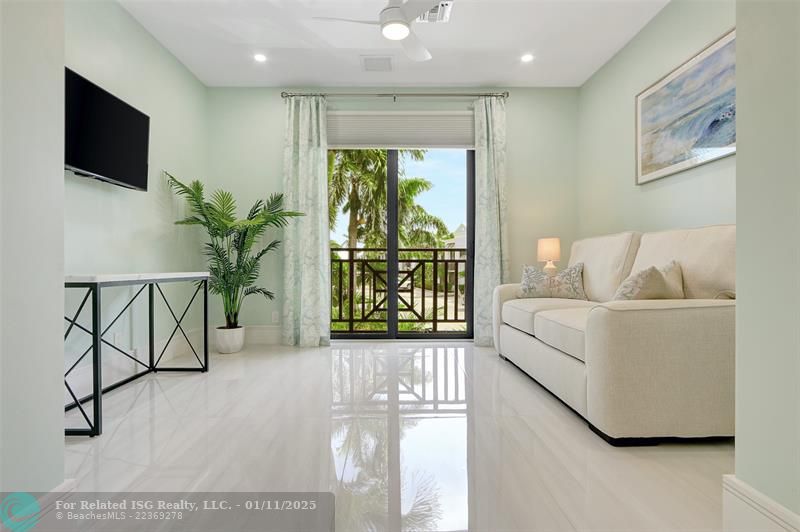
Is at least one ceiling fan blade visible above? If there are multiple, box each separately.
[312,17,379,25]
[400,0,440,22]
[401,30,432,62]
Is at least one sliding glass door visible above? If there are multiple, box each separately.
[329,149,474,339]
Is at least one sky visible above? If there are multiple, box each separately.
[330,149,467,246]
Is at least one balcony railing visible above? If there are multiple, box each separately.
[330,248,468,334]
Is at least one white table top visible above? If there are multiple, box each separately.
[65,272,210,285]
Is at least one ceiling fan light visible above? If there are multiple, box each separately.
[381,21,410,41]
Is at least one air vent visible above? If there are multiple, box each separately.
[361,56,393,72]
[416,1,453,23]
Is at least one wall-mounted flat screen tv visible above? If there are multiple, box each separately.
[65,68,150,191]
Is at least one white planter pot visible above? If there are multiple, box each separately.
[216,326,245,354]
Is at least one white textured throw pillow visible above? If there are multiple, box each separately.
[612,260,685,300]
[517,263,588,300]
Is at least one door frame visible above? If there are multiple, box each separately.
[331,149,475,340]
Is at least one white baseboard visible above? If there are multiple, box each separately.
[723,475,800,532]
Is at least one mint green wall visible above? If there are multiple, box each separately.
[205,89,286,327]
[735,0,800,514]
[576,0,736,237]
[205,87,580,327]
[505,89,579,276]
[64,2,208,355]
[65,0,208,275]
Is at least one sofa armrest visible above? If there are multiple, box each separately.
[585,299,735,439]
[492,283,520,352]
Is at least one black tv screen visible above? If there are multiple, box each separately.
[65,68,150,191]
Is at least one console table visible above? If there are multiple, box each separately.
[64,272,210,436]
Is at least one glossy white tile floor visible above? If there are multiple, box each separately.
[65,342,733,531]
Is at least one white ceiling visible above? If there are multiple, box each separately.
[119,0,669,88]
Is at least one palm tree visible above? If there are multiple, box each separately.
[329,150,450,249]
[397,177,450,248]
[329,149,389,249]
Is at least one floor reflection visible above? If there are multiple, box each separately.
[64,343,733,531]
[331,346,469,532]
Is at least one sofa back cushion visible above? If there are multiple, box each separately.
[568,232,641,302]
[631,225,735,299]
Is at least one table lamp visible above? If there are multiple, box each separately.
[537,237,561,276]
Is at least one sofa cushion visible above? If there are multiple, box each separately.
[631,225,735,299]
[534,308,591,362]
[568,231,641,302]
[502,298,596,336]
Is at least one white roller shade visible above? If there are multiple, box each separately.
[326,111,474,149]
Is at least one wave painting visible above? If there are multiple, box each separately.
[637,31,735,183]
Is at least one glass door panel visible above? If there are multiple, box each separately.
[396,149,472,338]
[329,149,389,335]
[330,149,473,339]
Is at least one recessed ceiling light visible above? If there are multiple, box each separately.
[254,53,267,63]
[521,53,535,63]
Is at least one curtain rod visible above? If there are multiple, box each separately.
[280,91,509,99]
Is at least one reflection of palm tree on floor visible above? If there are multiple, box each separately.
[332,418,443,532]
[331,353,444,531]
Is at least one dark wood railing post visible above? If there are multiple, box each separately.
[338,261,343,320]
[432,249,438,333]
[348,249,355,333]
[360,259,366,320]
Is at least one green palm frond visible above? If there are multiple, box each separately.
[253,240,281,261]
[175,215,205,226]
[243,287,275,300]
[247,199,265,220]
[209,189,236,223]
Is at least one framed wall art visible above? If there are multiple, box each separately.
[636,29,736,185]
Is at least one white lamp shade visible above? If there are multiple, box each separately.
[537,237,561,262]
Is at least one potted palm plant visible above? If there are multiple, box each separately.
[167,173,302,354]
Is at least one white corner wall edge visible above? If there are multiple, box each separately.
[723,475,800,532]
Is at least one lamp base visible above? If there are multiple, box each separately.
[543,261,558,277]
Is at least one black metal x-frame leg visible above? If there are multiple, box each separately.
[64,284,102,436]
[64,278,209,437]
[150,281,208,372]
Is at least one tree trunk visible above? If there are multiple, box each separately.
[348,183,359,248]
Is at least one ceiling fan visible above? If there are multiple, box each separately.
[313,0,441,62]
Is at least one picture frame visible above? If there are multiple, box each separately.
[636,29,736,185]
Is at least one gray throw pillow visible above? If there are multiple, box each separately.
[517,263,588,300]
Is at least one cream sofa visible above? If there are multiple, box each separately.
[492,225,736,445]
